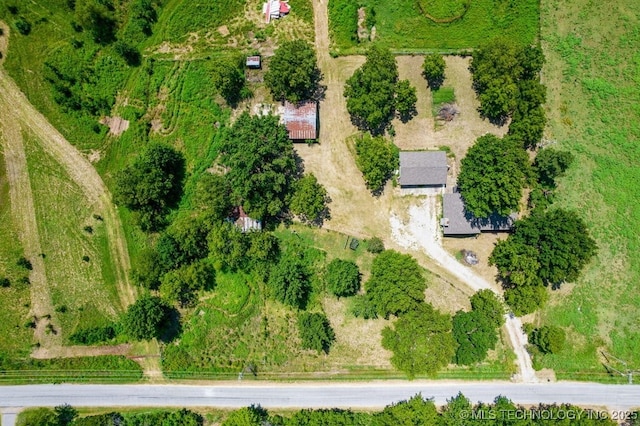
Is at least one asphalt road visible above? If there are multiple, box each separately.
[1,382,639,411]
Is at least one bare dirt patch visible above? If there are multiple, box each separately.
[443,232,506,286]
[217,25,230,37]
[100,116,130,136]
[392,56,508,181]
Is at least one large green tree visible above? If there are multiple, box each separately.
[422,54,446,89]
[123,295,170,341]
[193,173,233,224]
[325,258,360,298]
[354,134,399,194]
[345,45,398,132]
[375,394,439,425]
[75,0,116,44]
[470,39,545,122]
[160,259,215,307]
[395,79,417,122]
[297,312,335,353]
[219,113,297,219]
[289,173,329,224]
[264,40,321,102]
[457,134,530,218]
[452,290,504,365]
[210,57,247,106]
[366,250,427,318]
[268,253,311,310]
[381,303,456,378]
[533,148,575,188]
[114,143,185,231]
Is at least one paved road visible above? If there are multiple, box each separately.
[1,382,639,412]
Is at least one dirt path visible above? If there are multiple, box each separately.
[0,69,136,310]
[389,197,537,382]
[308,3,536,382]
[0,99,58,347]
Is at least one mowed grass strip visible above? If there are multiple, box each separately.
[23,130,121,340]
[0,146,33,359]
[328,0,539,52]
[537,0,640,378]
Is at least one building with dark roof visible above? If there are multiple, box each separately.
[283,101,318,140]
[441,192,516,236]
[399,151,448,189]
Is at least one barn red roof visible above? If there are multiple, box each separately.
[283,101,318,140]
[279,2,290,13]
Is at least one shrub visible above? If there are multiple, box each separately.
[0,277,10,288]
[422,54,446,89]
[297,312,335,353]
[326,259,360,298]
[68,325,116,345]
[123,296,170,341]
[350,294,378,319]
[14,17,31,35]
[17,256,33,270]
[366,237,384,253]
[529,325,566,354]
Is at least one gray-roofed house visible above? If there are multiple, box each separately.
[399,151,448,193]
[441,192,517,236]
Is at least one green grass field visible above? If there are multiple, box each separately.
[536,0,640,381]
[23,130,121,340]
[328,0,539,53]
[0,147,33,362]
[431,86,455,117]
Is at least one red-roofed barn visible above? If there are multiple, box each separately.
[283,101,318,141]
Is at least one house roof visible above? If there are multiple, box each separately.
[246,56,261,67]
[230,206,262,232]
[399,151,448,186]
[283,101,318,140]
[441,193,517,236]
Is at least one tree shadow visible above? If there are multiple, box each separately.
[398,107,418,123]
[160,307,182,343]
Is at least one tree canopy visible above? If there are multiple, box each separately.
[325,258,360,298]
[452,290,504,365]
[375,394,438,425]
[457,134,530,218]
[210,57,247,106]
[395,79,417,122]
[75,0,116,44]
[365,250,427,318]
[114,143,185,232]
[297,312,335,354]
[289,173,330,225]
[345,45,398,133]
[123,295,170,341]
[470,38,545,122]
[354,134,399,194]
[264,40,321,103]
[533,148,575,188]
[381,303,456,378]
[219,113,298,219]
[422,54,446,89]
[491,209,596,314]
[529,325,566,354]
[268,252,311,310]
[160,259,215,307]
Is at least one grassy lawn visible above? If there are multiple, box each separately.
[328,0,539,53]
[431,86,455,117]
[0,355,143,384]
[0,146,33,361]
[23,130,121,340]
[536,0,640,381]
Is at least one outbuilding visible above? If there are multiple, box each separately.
[441,192,516,237]
[283,100,318,141]
[246,56,261,69]
[399,151,448,193]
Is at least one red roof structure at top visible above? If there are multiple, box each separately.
[283,101,318,140]
[279,2,290,13]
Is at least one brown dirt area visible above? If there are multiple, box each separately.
[100,116,130,136]
[393,55,508,182]
[442,233,506,287]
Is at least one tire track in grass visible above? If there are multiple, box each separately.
[0,69,136,310]
[0,101,58,348]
